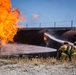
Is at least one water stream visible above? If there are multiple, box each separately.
[44,32,73,46]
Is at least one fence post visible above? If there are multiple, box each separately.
[54,22,56,28]
[26,24,28,28]
[71,20,73,27]
[39,23,41,27]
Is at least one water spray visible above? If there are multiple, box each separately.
[44,32,73,46]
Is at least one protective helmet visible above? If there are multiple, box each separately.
[64,41,68,44]
[74,41,76,45]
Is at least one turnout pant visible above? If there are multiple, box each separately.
[57,50,71,61]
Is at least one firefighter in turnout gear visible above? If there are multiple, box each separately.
[57,41,72,61]
[71,42,76,56]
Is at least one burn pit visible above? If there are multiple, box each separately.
[0,0,76,57]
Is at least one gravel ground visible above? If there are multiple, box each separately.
[0,59,76,75]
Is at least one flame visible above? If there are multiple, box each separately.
[44,36,47,41]
[0,0,21,45]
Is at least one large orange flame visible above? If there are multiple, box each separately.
[0,0,21,45]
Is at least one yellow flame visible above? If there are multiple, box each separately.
[0,0,21,44]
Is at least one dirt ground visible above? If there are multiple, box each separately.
[0,58,76,75]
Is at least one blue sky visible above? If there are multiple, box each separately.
[11,0,76,27]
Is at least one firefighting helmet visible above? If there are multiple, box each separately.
[74,41,76,45]
[64,41,68,44]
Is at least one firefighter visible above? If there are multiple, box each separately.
[57,41,72,61]
[71,41,76,56]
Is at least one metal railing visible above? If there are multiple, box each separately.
[20,20,76,28]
